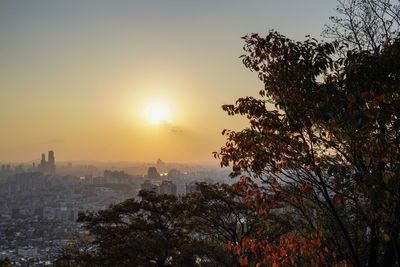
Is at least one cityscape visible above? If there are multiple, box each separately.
[0,151,231,265]
[1,0,400,266]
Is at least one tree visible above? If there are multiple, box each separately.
[0,259,11,267]
[56,190,195,267]
[323,0,400,53]
[56,184,266,267]
[216,29,400,266]
[182,183,265,267]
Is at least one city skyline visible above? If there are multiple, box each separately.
[0,1,337,163]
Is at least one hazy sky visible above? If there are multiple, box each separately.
[0,0,337,164]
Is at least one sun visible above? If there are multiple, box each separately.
[145,102,171,124]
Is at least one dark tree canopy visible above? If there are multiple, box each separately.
[57,191,192,267]
[217,22,400,267]
[0,259,11,267]
[55,184,269,267]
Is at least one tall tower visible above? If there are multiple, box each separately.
[39,153,46,172]
[47,150,56,174]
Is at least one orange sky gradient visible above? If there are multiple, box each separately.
[0,1,336,164]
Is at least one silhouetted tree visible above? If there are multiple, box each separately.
[216,27,400,266]
[186,182,306,267]
[56,190,195,267]
[56,184,266,267]
[182,183,262,267]
[323,0,400,53]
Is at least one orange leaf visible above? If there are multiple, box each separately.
[333,194,344,206]
[227,241,233,251]
[381,157,390,164]
[279,246,286,257]
[235,246,241,256]
[239,256,248,266]
[347,100,353,111]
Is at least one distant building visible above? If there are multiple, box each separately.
[14,164,24,173]
[39,153,46,172]
[34,207,44,219]
[1,164,11,173]
[167,169,184,179]
[55,207,69,221]
[18,247,38,259]
[11,208,20,219]
[147,167,160,179]
[103,170,131,184]
[47,150,56,173]
[43,207,55,220]
[140,180,159,193]
[37,151,56,174]
[156,158,166,172]
[159,180,177,196]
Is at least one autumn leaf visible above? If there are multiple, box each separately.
[381,157,390,164]
[227,240,233,251]
[383,233,391,241]
[235,246,241,256]
[239,256,249,266]
[333,194,345,206]
[328,132,335,141]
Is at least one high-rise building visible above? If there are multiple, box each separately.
[167,169,183,179]
[156,158,166,172]
[37,151,56,174]
[147,167,160,179]
[47,150,56,174]
[159,180,177,196]
[140,180,159,193]
[39,154,46,172]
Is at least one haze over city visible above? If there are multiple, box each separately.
[2,0,400,266]
[0,0,336,163]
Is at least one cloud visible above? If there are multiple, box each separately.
[161,122,184,135]
[170,126,184,134]
[46,139,65,144]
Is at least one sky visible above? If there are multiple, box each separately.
[0,0,337,164]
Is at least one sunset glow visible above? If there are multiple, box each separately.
[145,102,171,124]
[0,0,336,163]
[1,1,397,265]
